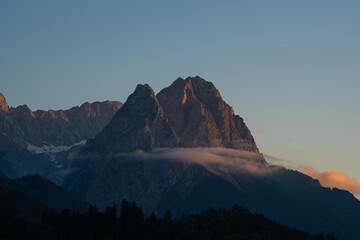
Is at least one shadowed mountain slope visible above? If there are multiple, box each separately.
[82,84,178,154]
[0,173,89,213]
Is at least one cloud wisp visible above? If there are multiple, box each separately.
[263,154,297,170]
[300,165,360,199]
[116,147,282,177]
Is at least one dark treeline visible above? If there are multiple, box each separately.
[1,199,337,240]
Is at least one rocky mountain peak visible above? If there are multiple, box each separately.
[0,93,10,113]
[122,84,160,115]
[82,84,178,154]
[157,77,259,152]
[82,77,258,154]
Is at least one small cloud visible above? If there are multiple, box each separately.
[300,165,360,199]
[255,134,265,139]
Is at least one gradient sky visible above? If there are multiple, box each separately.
[1,1,359,184]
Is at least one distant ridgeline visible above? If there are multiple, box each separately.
[0,93,122,148]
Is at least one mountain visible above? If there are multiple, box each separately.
[0,133,57,179]
[157,77,258,152]
[82,84,178,154]
[66,77,360,240]
[0,93,122,179]
[0,174,89,213]
[0,172,49,220]
[82,77,258,154]
[0,173,91,240]
[0,182,49,220]
[0,95,122,148]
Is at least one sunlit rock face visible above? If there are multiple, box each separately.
[82,77,258,155]
[0,93,10,114]
[157,76,258,152]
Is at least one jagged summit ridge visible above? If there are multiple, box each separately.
[0,94,122,147]
[82,84,178,154]
[157,76,259,152]
[123,84,162,116]
[83,77,258,154]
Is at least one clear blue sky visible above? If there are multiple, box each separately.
[1,1,359,180]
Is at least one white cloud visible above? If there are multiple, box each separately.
[116,147,282,177]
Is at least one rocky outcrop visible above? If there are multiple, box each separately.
[0,93,9,114]
[82,84,178,154]
[0,93,122,148]
[157,76,258,152]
